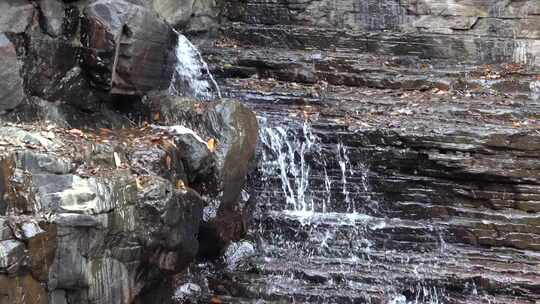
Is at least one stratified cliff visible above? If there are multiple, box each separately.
[199,1,540,303]
[0,1,256,304]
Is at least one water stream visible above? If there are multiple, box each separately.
[169,31,221,100]
[233,116,451,303]
[173,35,452,303]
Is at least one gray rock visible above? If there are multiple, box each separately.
[24,30,97,109]
[9,218,45,240]
[54,213,99,227]
[223,240,255,271]
[82,0,177,95]
[49,289,68,304]
[161,188,204,261]
[175,132,215,183]
[0,218,13,241]
[0,240,25,271]
[39,0,65,37]
[16,151,72,174]
[185,0,219,33]
[207,100,258,211]
[86,258,132,304]
[0,0,35,33]
[0,34,25,112]
[153,0,195,27]
[531,80,540,101]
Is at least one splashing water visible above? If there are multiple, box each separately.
[169,31,221,100]
[531,80,540,101]
[337,142,354,213]
[246,116,450,303]
[259,118,317,213]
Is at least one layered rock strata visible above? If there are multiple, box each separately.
[199,0,540,303]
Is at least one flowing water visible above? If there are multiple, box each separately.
[209,114,450,303]
[169,31,221,100]
[172,36,470,304]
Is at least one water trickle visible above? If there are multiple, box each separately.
[169,30,221,100]
[231,115,454,303]
[259,118,318,213]
[531,79,540,101]
[337,142,354,213]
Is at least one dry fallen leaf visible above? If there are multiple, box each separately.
[135,177,143,190]
[207,138,216,152]
[210,296,222,304]
[176,180,186,190]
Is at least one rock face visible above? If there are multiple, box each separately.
[153,0,220,33]
[0,35,25,112]
[149,97,259,257]
[200,0,540,303]
[0,0,208,120]
[0,0,35,34]
[0,96,257,303]
[0,1,257,303]
[82,0,177,95]
[223,0,540,68]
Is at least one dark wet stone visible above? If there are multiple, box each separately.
[81,0,177,95]
[148,96,259,256]
[0,239,26,273]
[39,0,65,37]
[0,34,25,112]
[0,0,35,34]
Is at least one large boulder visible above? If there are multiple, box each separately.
[82,0,177,95]
[153,0,219,33]
[24,28,104,111]
[0,124,216,303]
[149,96,259,256]
[0,0,35,34]
[38,0,65,37]
[153,0,195,27]
[0,35,25,112]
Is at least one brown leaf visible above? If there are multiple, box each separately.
[207,138,216,152]
[176,180,186,190]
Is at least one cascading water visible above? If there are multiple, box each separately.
[169,30,221,100]
[167,29,459,304]
[531,79,540,101]
[219,114,453,303]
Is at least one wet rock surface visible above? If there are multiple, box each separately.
[82,0,177,95]
[204,80,540,304]
[149,96,259,257]
[0,0,539,303]
[199,0,540,303]
[0,35,26,112]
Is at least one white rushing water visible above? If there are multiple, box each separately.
[254,117,450,303]
[169,31,221,100]
[259,118,317,213]
[531,79,540,101]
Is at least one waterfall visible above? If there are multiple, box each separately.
[259,118,320,214]
[245,115,448,304]
[169,31,221,100]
